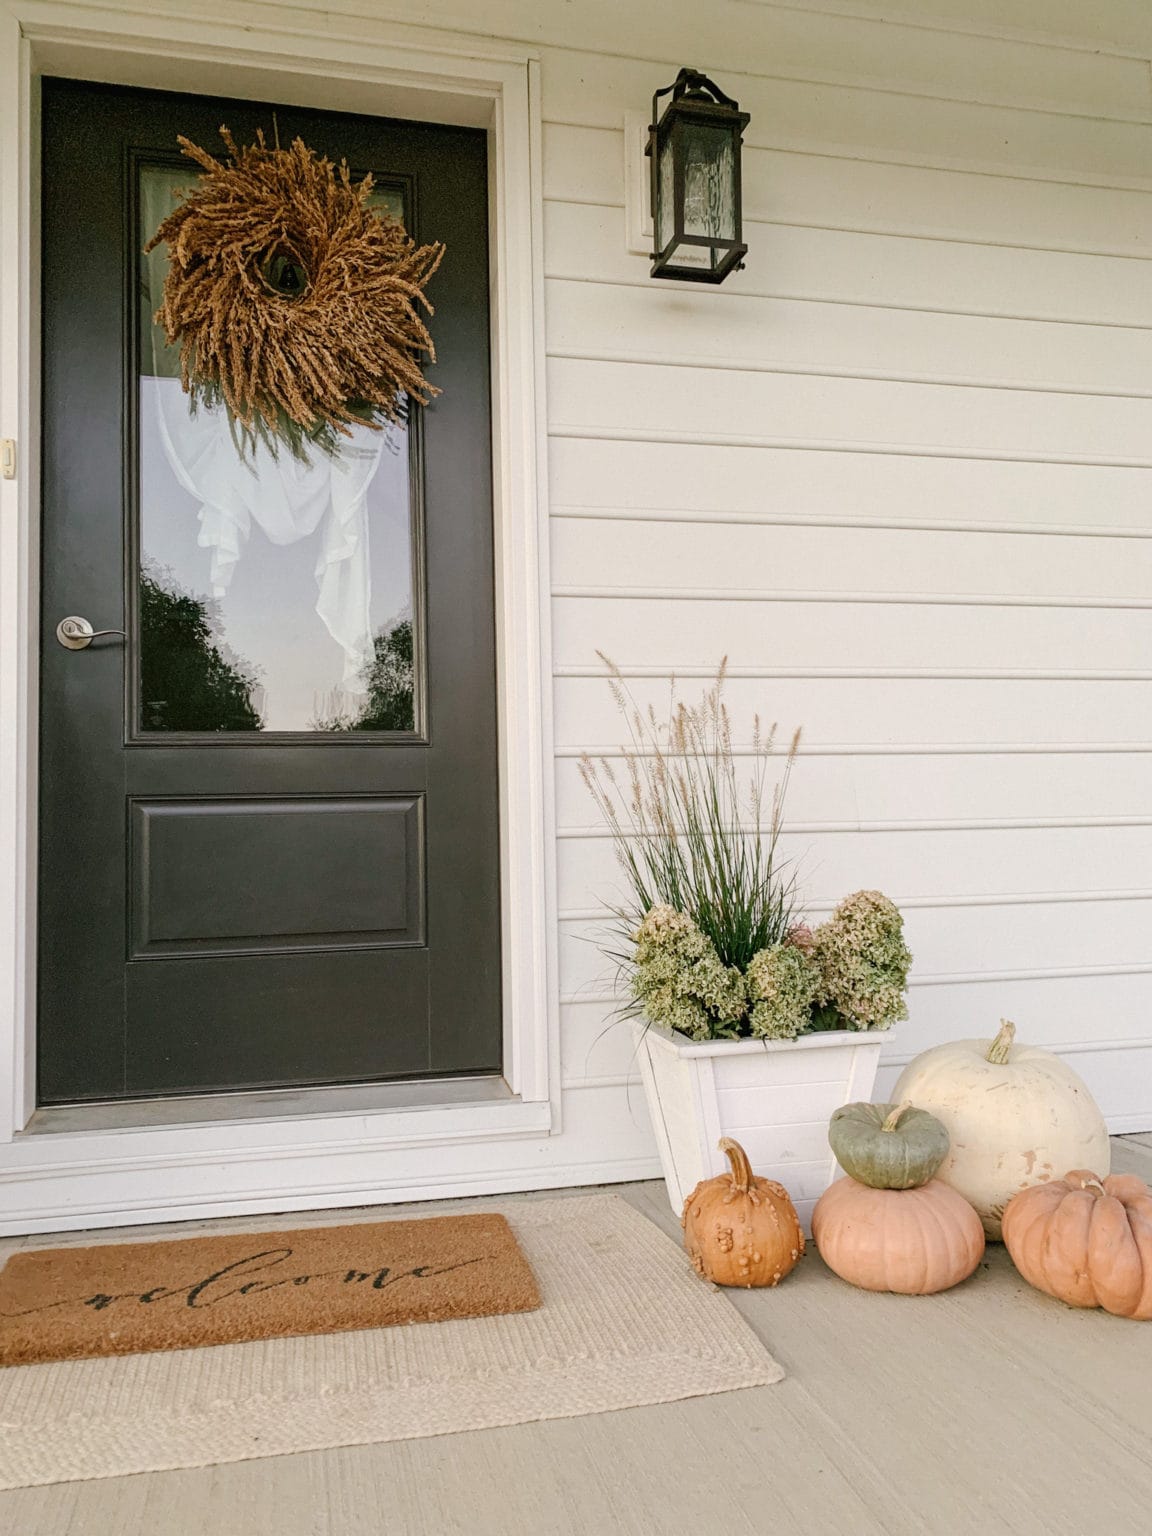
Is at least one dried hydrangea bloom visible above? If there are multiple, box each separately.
[783,922,816,953]
[745,942,821,1040]
[631,904,748,1041]
[812,889,912,1031]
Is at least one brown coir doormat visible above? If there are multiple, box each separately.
[0,1212,540,1367]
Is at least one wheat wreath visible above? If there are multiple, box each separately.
[145,127,445,458]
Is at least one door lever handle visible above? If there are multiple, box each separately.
[56,615,126,651]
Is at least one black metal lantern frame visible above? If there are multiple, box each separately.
[646,67,750,284]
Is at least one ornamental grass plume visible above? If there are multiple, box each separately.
[811,889,912,1031]
[579,657,801,979]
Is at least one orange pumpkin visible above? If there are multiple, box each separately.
[812,1177,985,1295]
[1002,1168,1152,1320]
[681,1138,805,1288]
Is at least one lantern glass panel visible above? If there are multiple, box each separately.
[656,134,676,253]
[680,121,737,244]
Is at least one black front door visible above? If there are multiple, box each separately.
[38,79,502,1103]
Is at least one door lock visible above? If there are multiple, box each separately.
[55,615,126,650]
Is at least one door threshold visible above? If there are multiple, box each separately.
[24,1074,514,1136]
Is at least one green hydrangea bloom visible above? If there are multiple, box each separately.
[745,941,821,1040]
[631,904,748,1041]
[812,889,911,1031]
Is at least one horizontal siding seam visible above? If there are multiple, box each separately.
[554,743,1152,757]
[565,1056,1151,1095]
[560,962,1152,1004]
[556,816,1152,838]
[547,80,1152,126]
[557,889,1152,921]
[769,221,1152,264]
[546,347,1152,401]
[218,0,1152,74]
[534,34,1152,124]
[553,667,1152,682]
[551,585,1152,611]
[544,110,1152,160]
[882,1040,1152,1068]
[548,428,1152,471]
[922,962,1152,986]
[563,1031,1152,1085]
[543,197,1152,265]
[731,2,1152,66]
[551,508,1152,541]
[545,270,1152,333]
[543,119,1152,195]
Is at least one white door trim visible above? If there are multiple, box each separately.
[0,3,560,1232]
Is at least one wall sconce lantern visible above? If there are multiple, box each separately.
[646,67,750,284]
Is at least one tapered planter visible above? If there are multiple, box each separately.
[636,1022,895,1233]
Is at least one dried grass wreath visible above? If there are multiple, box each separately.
[145,127,445,459]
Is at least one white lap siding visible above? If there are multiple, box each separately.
[534,0,1152,1142]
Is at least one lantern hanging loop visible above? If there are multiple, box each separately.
[650,67,742,123]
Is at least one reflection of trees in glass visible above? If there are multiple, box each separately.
[140,565,263,731]
[355,619,415,731]
[311,620,415,733]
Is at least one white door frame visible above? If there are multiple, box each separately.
[0,2,560,1233]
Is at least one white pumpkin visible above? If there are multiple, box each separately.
[891,1019,1109,1240]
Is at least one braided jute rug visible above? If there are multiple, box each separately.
[0,1194,783,1489]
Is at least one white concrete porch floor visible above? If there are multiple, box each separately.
[1,1135,1150,1536]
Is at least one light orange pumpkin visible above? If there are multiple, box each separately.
[681,1138,805,1288]
[812,1176,985,1295]
[1002,1168,1152,1320]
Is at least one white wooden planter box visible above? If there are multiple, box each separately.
[636,1022,895,1233]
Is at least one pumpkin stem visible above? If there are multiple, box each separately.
[881,1101,913,1133]
[1077,1175,1107,1197]
[719,1137,754,1194]
[986,1019,1016,1065]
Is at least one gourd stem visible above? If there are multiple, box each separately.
[881,1101,912,1133]
[986,1019,1016,1065]
[719,1137,753,1194]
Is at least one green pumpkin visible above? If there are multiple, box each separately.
[828,1101,950,1190]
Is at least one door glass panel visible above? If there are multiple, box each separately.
[136,162,419,734]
